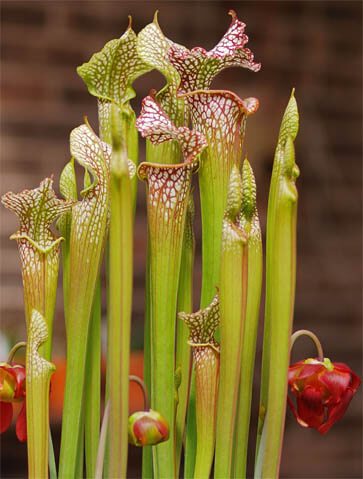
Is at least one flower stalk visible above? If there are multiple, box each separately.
[26,309,55,479]
[255,91,299,479]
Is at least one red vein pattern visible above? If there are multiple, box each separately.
[169,10,261,93]
[2,179,72,333]
[136,94,207,162]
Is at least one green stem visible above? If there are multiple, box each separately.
[105,105,134,479]
[255,92,299,478]
[142,240,153,479]
[232,218,263,478]
[175,199,194,476]
[85,279,101,478]
[184,373,197,479]
[49,430,57,479]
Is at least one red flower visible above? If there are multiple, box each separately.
[0,362,27,442]
[288,357,361,434]
[128,409,169,447]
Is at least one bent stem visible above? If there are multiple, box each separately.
[290,329,324,361]
[26,310,56,479]
[179,295,220,479]
[255,91,299,479]
[232,160,263,478]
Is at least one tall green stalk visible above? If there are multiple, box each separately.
[26,309,55,479]
[59,124,110,479]
[232,159,263,478]
[137,95,206,478]
[179,295,220,479]
[255,92,299,478]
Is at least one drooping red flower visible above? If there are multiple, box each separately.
[287,357,361,434]
[0,362,27,442]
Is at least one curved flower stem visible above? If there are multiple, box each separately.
[7,341,27,363]
[84,279,101,478]
[129,375,150,410]
[255,91,299,479]
[290,329,324,361]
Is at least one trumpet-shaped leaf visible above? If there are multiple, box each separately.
[77,17,151,106]
[179,295,220,479]
[137,12,188,123]
[2,178,72,359]
[137,95,206,478]
[182,89,258,307]
[59,123,110,479]
[26,310,55,479]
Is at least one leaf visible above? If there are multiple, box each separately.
[169,10,261,92]
[137,12,187,121]
[2,177,72,250]
[136,94,207,162]
[179,294,220,351]
[77,18,152,105]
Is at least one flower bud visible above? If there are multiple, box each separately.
[128,409,169,447]
[288,357,361,434]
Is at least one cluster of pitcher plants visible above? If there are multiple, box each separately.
[1,10,360,479]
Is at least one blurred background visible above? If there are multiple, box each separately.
[0,1,361,477]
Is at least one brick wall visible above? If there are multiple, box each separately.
[1,1,361,477]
